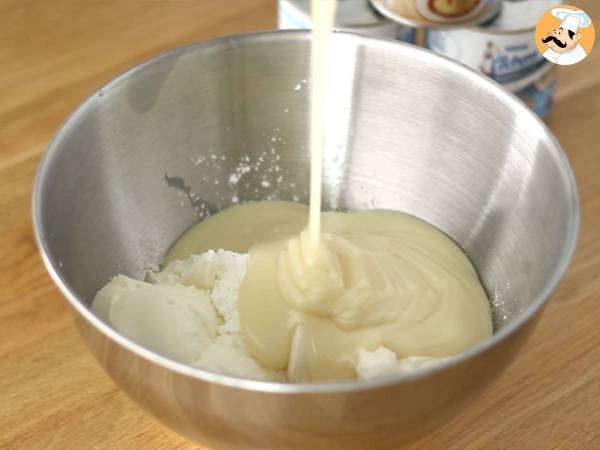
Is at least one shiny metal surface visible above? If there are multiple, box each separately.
[33,31,579,449]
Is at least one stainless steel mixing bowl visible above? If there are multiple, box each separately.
[33,31,579,449]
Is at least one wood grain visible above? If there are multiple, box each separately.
[1,1,599,449]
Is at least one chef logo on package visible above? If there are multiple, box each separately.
[536,5,595,66]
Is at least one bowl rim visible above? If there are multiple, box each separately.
[32,29,580,394]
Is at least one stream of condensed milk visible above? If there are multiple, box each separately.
[307,0,336,260]
[168,0,493,381]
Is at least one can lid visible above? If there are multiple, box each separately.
[369,0,502,29]
[482,0,562,33]
[281,0,391,28]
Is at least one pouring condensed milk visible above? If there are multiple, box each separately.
[92,0,493,382]
[169,202,494,381]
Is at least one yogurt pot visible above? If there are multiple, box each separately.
[278,0,417,43]
[426,0,560,118]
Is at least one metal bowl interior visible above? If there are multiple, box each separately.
[33,31,578,449]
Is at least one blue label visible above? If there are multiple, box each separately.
[491,56,548,84]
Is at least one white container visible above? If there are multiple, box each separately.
[278,0,417,43]
[426,0,560,117]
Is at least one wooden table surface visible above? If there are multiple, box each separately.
[2,1,599,448]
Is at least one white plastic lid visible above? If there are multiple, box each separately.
[485,0,562,32]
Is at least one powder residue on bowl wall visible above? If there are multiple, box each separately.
[169,132,308,219]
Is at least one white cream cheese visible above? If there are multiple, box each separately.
[92,250,280,381]
[356,346,442,380]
